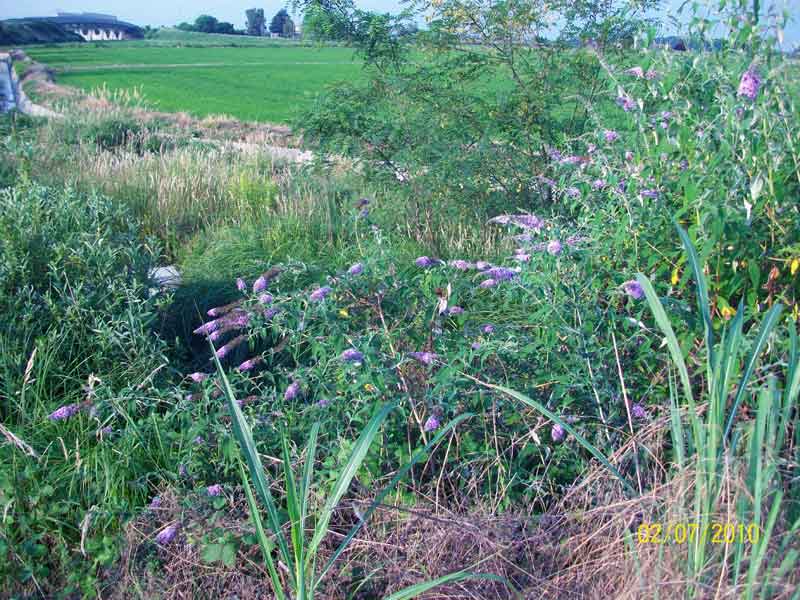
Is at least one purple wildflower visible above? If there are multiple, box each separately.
[263,307,280,320]
[449,259,475,270]
[645,69,659,80]
[236,278,247,293]
[625,66,644,78]
[347,263,364,276]
[317,398,331,408]
[592,179,606,191]
[309,286,332,302]
[215,335,246,359]
[253,276,268,293]
[551,423,565,442]
[514,253,531,263]
[98,426,113,436]
[48,403,81,421]
[482,324,495,334]
[155,524,179,545]
[479,267,518,281]
[149,496,162,509]
[423,415,441,432]
[356,197,370,208]
[446,306,464,315]
[284,381,301,400]
[560,155,587,165]
[478,278,496,288]
[359,208,369,218]
[738,67,761,101]
[185,393,195,402]
[616,95,636,112]
[625,151,634,161]
[415,256,435,268]
[237,357,263,372]
[623,279,645,300]
[471,342,481,350]
[679,159,689,171]
[604,130,619,142]
[587,143,597,154]
[258,293,273,304]
[475,261,492,270]
[188,372,208,383]
[341,349,364,363]
[565,187,581,198]
[193,319,222,336]
[631,403,647,420]
[194,435,204,445]
[409,352,438,366]
[641,189,660,199]
[179,464,188,477]
[617,180,627,193]
[207,484,222,497]
[546,240,563,256]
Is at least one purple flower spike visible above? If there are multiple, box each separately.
[547,240,563,256]
[449,259,475,270]
[592,179,606,191]
[341,349,365,364]
[447,306,464,315]
[347,263,364,276]
[156,524,179,545]
[215,335,246,359]
[258,293,273,305]
[317,398,331,408]
[514,253,531,263]
[49,403,81,422]
[207,484,222,497]
[193,319,221,336]
[179,464,188,477]
[565,187,581,198]
[409,351,439,366]
[188,372,208,383]
[625,66,644,78]
[471,342,481,350]
[309,286,332,302]
[641,189,660,199]
[631,403,647,420]
[480,267,518,281]
[475,261,492,270]
[423,415,441,432]
[623,279,645,300]
[616,95,636,112]
[149,496,162,509]
[551,423,565,442]
[236,278,247,293]
[482,324,494,334]
[284,381,301,400]
[738,67,761,101]
[253,276,268,294]
[479,278,498,288]
[237,357,263,372]
[415,256,435,268]
[604,130,619,142]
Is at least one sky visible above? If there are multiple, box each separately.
[1,1,798,48]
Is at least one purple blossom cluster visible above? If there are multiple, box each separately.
[49,403,81,422]
[409,351,439,366]
[341,348,365,363]
[309,286,333,302]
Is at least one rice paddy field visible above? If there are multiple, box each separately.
[25,42,365,123]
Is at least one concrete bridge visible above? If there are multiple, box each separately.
[4,13,143,41]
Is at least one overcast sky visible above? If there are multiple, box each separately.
[2,1,798,47]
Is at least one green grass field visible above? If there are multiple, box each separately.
[26,41,364,123]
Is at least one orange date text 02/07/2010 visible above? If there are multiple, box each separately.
[637,522,760,545]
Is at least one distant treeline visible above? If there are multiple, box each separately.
[0,21,84,45]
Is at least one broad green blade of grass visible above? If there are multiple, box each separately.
[240,460,287,600]
[383,571,514,600]
[316,413,474,584]
[301,423,320,533]
[676,224,715,388]
[746,490,783,597]
[305,402,395,565]
[476,380,635,495]
[281,433,306,597]
[723,303,783,441]
[636,273,703,458]
[211,348,293,569]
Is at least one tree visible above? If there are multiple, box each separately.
[245,8,266,36]
[194,15,220,33]
[270,9,292,35]
[282,16,296,36]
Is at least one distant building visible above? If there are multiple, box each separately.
[3,13,143,41]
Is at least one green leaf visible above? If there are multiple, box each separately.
[384,571,515,600]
